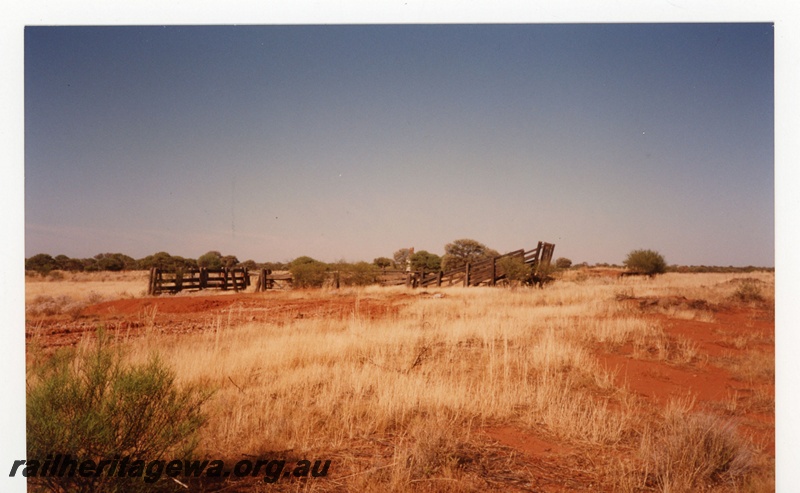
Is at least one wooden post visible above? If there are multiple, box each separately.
[334,271,340,289]
[222,268,229,291]
[148,267,157,295]
[464,262,471,287]
[406,272,412,288]
[200,268,208,290]
[175,270,183,293]
[491,257,497,286]
[436,271,443,287]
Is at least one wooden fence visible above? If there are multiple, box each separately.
[377,241,555,288]
[147,241,555,294]
[147,267,249,295]
[253,269,293,292]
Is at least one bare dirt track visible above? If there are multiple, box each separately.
[25,280,774,492]
[27,291,413,349]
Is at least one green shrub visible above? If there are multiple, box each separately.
[337,261,380,286]
[373,257,394,269]
[623,249,667,276]
[496,256,530,285]
[409,250,442,272]
[289,256,329,288]
[26,253,58,275]
[26,331,210,492]
[555,257,573,269]
[197,251,223,269]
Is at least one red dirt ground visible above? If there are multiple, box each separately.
[25,290,774,491]
[27,292,414,349]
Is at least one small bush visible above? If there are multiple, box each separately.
[642,408,753,491]
[337,261,380,286]
[289,256,329,288]
[26,295,83,318]
[496,256,530,286]
[555,257,573,269]
[623,249,667,276]
[27,331,210,492]
[732,279,764,303]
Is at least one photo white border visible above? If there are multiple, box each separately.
[2,2,795,491]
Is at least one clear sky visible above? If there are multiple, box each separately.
[24,23,774,266]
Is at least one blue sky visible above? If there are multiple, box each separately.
[24,23,774,266]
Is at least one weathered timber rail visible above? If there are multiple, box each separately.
[378,241,555,288]
[148,267,249,295]
[254,269,293,292]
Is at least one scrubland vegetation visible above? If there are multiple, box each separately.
[26,270,774,491]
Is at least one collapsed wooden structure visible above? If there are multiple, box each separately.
[377,241,555,288]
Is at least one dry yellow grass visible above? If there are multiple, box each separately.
[29,271,773,491]
[25,270,149,304]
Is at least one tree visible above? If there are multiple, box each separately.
[441,239,499,272]
[410,250,442,272]
[393,248,413,270]
[239,259,259,270]
[97,255,125,271]
[220,255,239,269]
[197,251,223,269]
[54,255,84,272]
[555,257,573,269]
[170,255,198,271]
[623,249,667,276]
[94,253,135,271]
[289,256,329,288]
[82,257,101,272]
[373,257,394,270]
[262,261,288,271]
[137,251,172,270]
[25,254,58,275]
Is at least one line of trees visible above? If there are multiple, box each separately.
[24,251,288,276]
[26,242,769,279]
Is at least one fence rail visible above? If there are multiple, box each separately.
[254,269,293,292]
[147,267,249,295]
